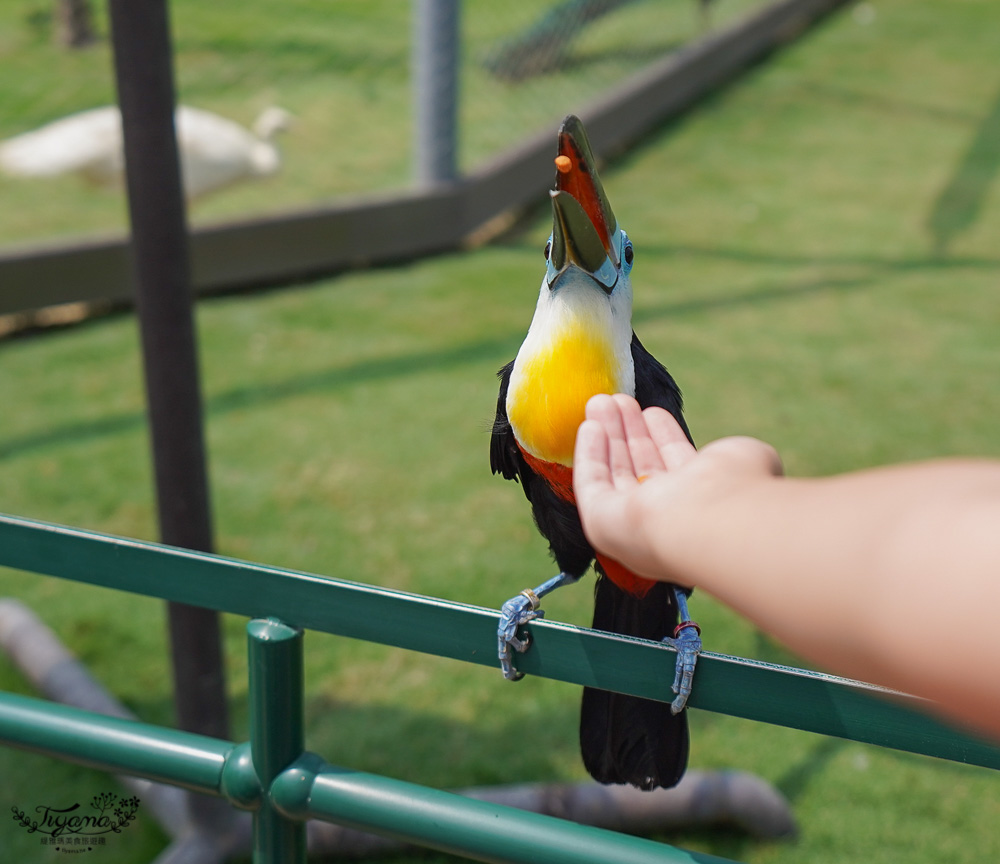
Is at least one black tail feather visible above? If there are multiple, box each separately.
[580,578,689,790]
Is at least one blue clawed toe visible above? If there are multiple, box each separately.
[662,588,701,713]
[497,571,579,681]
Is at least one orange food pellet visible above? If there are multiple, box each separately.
[554,155,572,173]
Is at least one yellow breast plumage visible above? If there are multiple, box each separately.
[506,317,626,466]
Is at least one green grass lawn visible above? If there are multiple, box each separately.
[2,0,1000,862]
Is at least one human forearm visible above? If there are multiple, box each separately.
[574,394,1000,737]
[642,461,1000,696]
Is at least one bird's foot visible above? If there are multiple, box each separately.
[496,571,578,681]
[662,621,701,714]
[497,589,544,681]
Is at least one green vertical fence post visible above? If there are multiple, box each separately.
[248,618,306,864]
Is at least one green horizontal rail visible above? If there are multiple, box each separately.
[1,512,998,771]
[0,682,730,864]
[293,759,728,864]
[0,690,230,791]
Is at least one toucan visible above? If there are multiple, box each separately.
[490,115,701,790]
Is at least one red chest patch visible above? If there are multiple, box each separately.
[517,444,657,599]
[519,447,575,503]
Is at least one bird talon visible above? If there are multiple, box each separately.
[499,634,531,680]
[506,632,532,654]
[663,622,702,714]
[498,591,545,680]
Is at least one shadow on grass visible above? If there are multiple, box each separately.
[774,736,846,802]
[0,337,517,462]
[635,241,1000,272]
[3,243,999,464]
[797,79,982,126]
[630,241,1000,323]
[299,691,584,789]
[926,80,1000,254]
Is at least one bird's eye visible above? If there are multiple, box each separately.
[622,237,634,269]
[544,238,552,260]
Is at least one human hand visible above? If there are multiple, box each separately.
[573,394,782,585]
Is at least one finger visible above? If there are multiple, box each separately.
[574,418,631,560]
[585,395,636,487]
[642,406,698,471]
[574,415,638,561]
[611,394,666,478]
[573,418,615,513]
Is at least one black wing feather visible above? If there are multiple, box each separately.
[490,361,522,483]
[491,361,594,577]
[631,332,693,443]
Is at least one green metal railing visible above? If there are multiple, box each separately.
[1,512,999,863]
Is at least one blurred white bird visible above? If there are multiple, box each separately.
[0,105,292,201]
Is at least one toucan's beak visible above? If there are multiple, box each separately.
[548,115,619,292]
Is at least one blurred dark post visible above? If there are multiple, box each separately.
[107,0,229,751]
[413,0,460,186]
